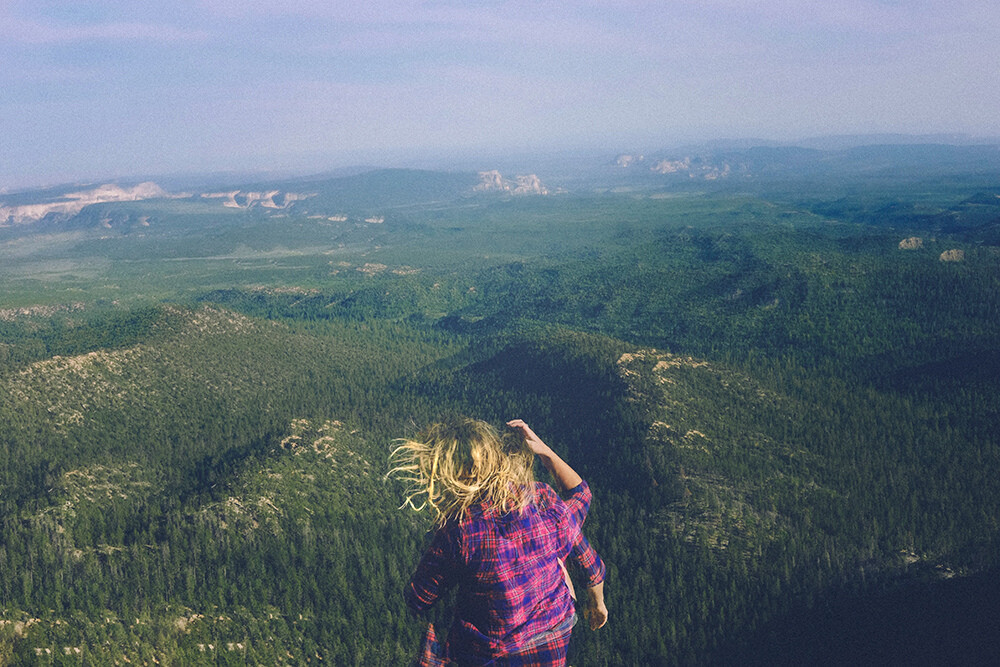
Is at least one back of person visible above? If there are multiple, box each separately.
[445,485,577,661]
[391,418,607,667]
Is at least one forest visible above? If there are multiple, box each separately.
[1,147,1000,664]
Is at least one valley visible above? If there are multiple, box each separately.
[2,145,1000,664]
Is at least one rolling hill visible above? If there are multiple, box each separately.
[2,145,1000,663]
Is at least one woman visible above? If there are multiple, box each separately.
[390,417,607,666]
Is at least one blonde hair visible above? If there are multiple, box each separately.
[388,418,535,525]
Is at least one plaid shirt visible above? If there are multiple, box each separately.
[406,481,605,665]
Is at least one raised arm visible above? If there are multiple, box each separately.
[508,419,609,630]
[506,419,582,491]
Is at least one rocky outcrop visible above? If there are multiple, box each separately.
[474,171,549,195]
[614,154,645,168]
[899,237,923,250]
[649,157,733,180]
[0,302,86,322]
[512,174,548,195]
[940,249,965,262]
[200,190,313,210]
[650,157,692,174]
[0,182,166,225]
[475,170,506,192]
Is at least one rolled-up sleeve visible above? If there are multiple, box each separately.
[562,480,592,530]
[405,527,457,612]
[561,481,606,587]
[568,531,606,588]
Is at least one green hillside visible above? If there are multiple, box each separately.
[2,160,1000,664]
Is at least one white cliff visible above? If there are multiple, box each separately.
[0,182,167,225]
[200,190,313,210]
[474,170,549,195]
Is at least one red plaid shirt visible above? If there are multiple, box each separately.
[406,481,605,665]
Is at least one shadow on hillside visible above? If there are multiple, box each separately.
[862,346,1000,397]
[718,567,1000,666]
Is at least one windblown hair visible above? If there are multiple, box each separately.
[389,418,535,525]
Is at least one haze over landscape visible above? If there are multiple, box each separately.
[3,2,1000,665]
[2,0,999,190]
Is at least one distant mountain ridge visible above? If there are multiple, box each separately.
[0,167,555,229]
[4,142,1000,229]
[612,143,1000,182]
[0,182,168,225]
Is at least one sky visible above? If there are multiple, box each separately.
[1,0,998,190]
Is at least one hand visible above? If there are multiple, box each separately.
[508,419,582,491]
[506,419,550,456]
[584,600,609,631]
[584,585,609,630]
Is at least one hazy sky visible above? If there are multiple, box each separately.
[2,0,998,189]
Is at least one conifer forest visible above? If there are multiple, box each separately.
[2,146,1000,664]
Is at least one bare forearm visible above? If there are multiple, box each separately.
[535,446,582,492]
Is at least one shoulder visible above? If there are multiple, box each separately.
[566,479,591,500]
[532,480,591,505]
[532,483,577,521]
[533,481,561,508]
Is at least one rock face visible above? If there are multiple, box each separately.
[940,249,965,262]
[200,191,312,210]
[0,182,166,225]
[475,170,506,192]
[899,237,924,250]
[614,154,644,168]
[512,174,548,195]
[649,157,732,180]
[650,157,692,174]
[474,171,549,195]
